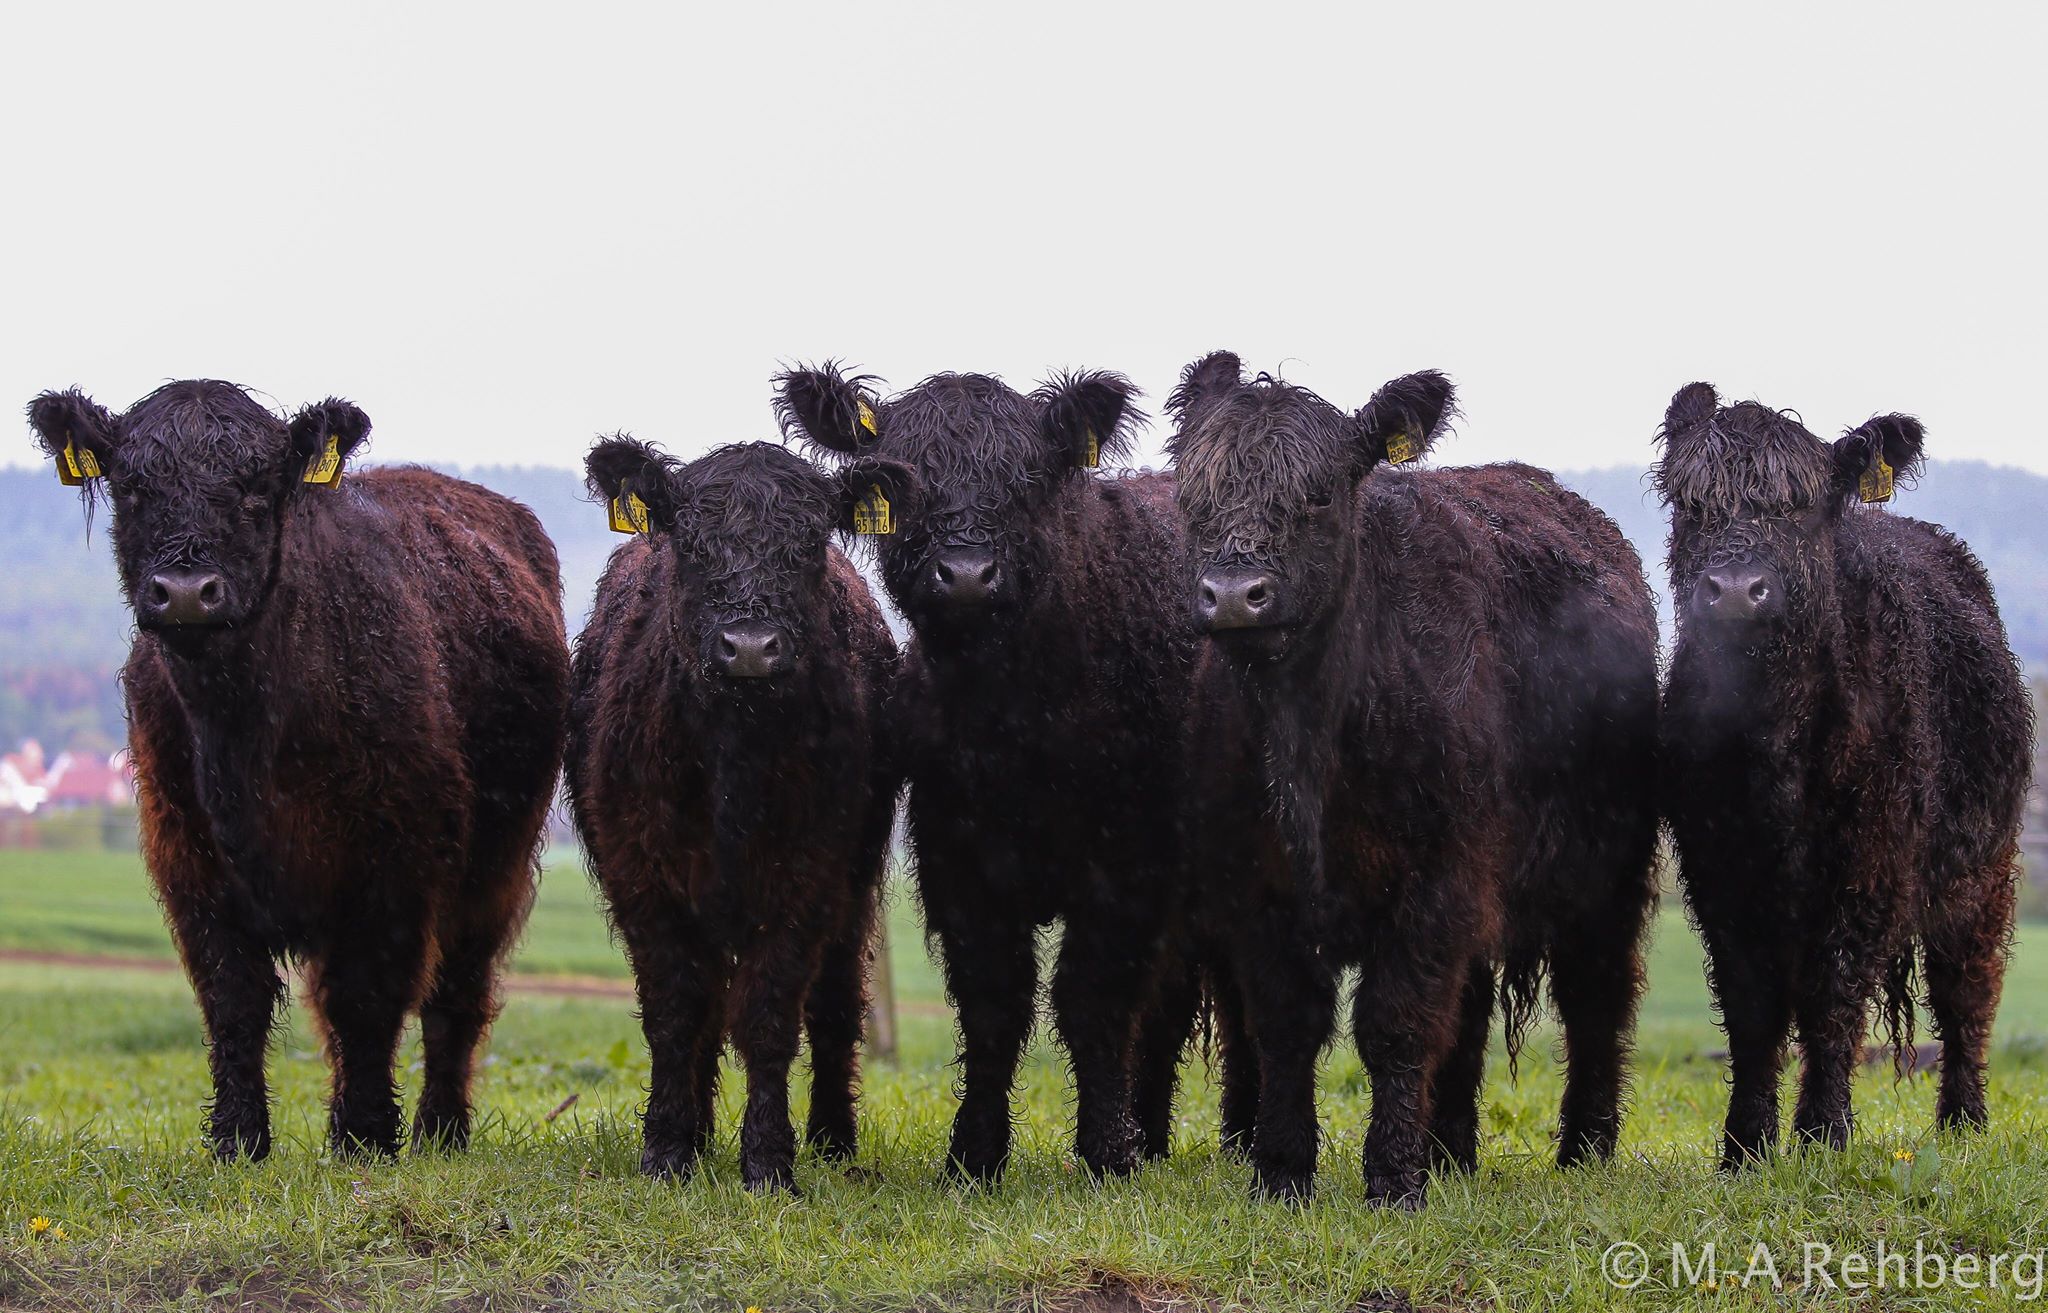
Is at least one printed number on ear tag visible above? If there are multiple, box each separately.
[853,485,893,535]
[302,434,344,487]
[56,438,102,487]
[1859,452,1894,504]
[608,493,651,535]
[857,397,879,436]
[1386,430,1420,465]
[1083,429,1100,469]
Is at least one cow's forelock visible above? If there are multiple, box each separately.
[673,445,837,633]
[1171,384,1356,569]
[865,375,1052,552]
[1654,403,1836,524]
[114,382,293,504]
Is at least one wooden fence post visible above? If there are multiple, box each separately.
[866,914,899,1064]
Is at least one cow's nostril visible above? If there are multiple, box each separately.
[1702,576,1723,601]
[150,579,172,608]
[199,579,223,607]
[1748,579,1770,604]
[1201,583,1218,607]
[1245,582,1268,606]
[761,634,781,656]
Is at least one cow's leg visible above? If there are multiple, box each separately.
[307,911,430,1159]
[413,847,534,1151]
[1131,945,1200,1163]
[1924,865,2013,1132]
[134,707,284,1162]
[1550,885,1651,1166]
[1699,917,1794,1167]
[1425,960,1494,1176]
[1790,976,1867,1151]
[689,1018,724,1159]
[914,808,1039,1186]
[611,889,726,1178]
[803,892,876,1163]
[1238,927,1337,1202]
[163,882,284,1162]
[1354,938,1465,1209]
[932,906,1039,1185]
[729,924,822,1193]
[805,793,889,1165]
[1210,954,1259,1158]
[1051,907,1155,1178]
[1791,896,1891,1152]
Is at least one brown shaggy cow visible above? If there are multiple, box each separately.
[1169,353,1661,1205]
[770,363,1234,1184]
[1656,385,2032,1165]
[566,438,901,1190]
[27,380,570,1160]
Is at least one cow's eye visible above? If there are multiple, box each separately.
[1306,490,1334,510]
[239,495,268,520]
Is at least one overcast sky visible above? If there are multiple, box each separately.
[5,3,2043,479]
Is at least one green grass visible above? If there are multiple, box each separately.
[4,850,2048,1309]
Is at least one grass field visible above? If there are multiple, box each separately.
[4,850,2048,1310]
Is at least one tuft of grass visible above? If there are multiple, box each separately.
[4,854,2048,1309]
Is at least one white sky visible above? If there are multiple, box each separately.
[4,3,2044,475]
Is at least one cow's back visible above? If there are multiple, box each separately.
[343,468,568,777]
[1836,508,2030,880]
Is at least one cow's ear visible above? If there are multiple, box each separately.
[27,389,120,496]
[833,457,920,536]
[585,434,683,533]
[287,398,371,487]
[1661,382,1720,441]
[1832,413,1926,504]
[1165,350,1242,432]
[1035,369,1144,470]
[1354,370,1456,468]
[774,361,884,456]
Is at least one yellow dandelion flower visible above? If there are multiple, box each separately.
[49,1226,66,1241]
[1895,1149,1915,1163]
[28,1217,52,1235]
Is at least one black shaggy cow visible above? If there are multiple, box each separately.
[772,363,1222,1182]
[27,381,569,1159]
[1169,352,1661,1205]
[566,438,900,1191]
[1655,386,2030,1165]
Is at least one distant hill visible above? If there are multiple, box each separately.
[2,458,2043,746]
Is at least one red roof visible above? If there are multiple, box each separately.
[44,755,130,807]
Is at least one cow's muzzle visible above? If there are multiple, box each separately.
[141,569,232,628]
[712,622,792,679]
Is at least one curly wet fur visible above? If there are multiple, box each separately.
[1171,352,1659,1207]
[26,380,569,1161]
[1655,384,2029,1167]
[566,439,897,1190]
[772,362,1233,1182]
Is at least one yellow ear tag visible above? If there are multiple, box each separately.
[852,484,893,535]
[1386,430,1420,465]
[1858,451,1894,504]
[857,397,879,437]
[608,492,651,535]
[56,438,102,487]
[302,434,343,487]
[1083,429,1100,469]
